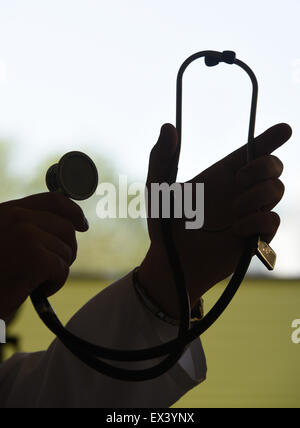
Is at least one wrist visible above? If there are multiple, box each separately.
[139,245,180,319]
[139,244,203,320]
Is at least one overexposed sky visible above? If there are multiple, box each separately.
[0,0,299,276]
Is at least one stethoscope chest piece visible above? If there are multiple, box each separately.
[46,151,98,201]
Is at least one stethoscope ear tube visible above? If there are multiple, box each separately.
[31,50,264,381]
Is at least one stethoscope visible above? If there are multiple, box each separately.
[31,50,276,381]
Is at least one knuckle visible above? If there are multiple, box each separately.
[265,179,284,199]
[264,160,275,177]
[46,265,70,297]
[60,221,77,262]
[263,155,282,177]
[54,253,69,274]
[66,193,84,210]
[270,211,280,227]
[57,215,76,240]
[64,244,74,266]
[63,263,70,279]
[69,199,85,218]
[53,256,70,288]
[273,179,285,197]
[64,218,77,237]
[260,155,274,176]
[71,239,78,264]
[270,155,284,174]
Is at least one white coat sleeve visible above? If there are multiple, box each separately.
[0,272,207,408]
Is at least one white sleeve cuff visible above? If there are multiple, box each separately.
[0,271,207,408]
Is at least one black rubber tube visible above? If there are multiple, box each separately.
[31,50,259,381]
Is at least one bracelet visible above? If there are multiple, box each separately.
[132,267,204,327]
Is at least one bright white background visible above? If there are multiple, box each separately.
[0,0,299,276]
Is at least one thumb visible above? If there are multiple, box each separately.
[146,123,178,186]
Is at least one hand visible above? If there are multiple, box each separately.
[139,123,292,318]
[0,193,88,320]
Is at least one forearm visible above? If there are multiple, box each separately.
[0,271,207,408]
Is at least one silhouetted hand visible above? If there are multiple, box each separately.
[139,123,292,318]
[0,193,88,320]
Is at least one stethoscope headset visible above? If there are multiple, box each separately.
[30,50,276,381]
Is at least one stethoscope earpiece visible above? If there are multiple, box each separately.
[46,151,98,201]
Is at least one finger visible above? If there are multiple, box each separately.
[3,192,89,232]
[8,207,77,263]
[236,155,284,190]
[234,178,285,218]
[33,247,70,297]
[233,211,280,243]
[20,223,74,266]
[226,123,292,172]
[146,123,178,186]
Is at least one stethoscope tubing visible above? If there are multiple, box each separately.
[31,50,259,381]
